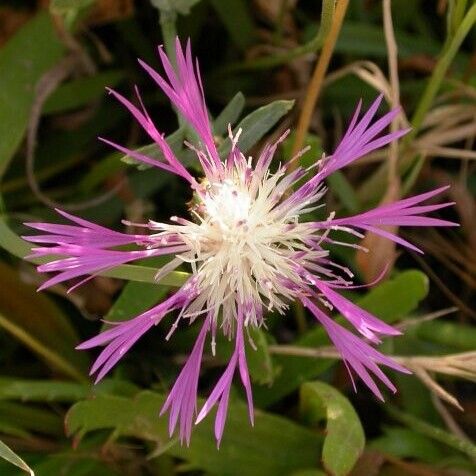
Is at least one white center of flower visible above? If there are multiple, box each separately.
[151,160,328,335]
[203,180,251,233]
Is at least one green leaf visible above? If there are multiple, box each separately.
[43,71,124,115]
[209,0,255,51]
[50,0,95,30]
[300,382,365,476]
[356,270,429,323]
[0,378,138,403]
[0,439,34,476]
[246,328,276,385]
[105,281,169,321]
[0,379,87,403]
[102,264,189,287]
[0,12,65,179]
[213,92,246,136]
[281,131,323,170]
[327,171,360,214]
[66,390,322,476]
[290,471,326,476]
[219,100,295,158]
[120,98,292,175]
[255,270,429,407]
[31,455,121,476]
[415,320,476,351]
[214,328,276,385]
[386,405,476,461]
[0,261,88,382]
[120,128,186,169]
[371,426,442,463]
[336,22,455,60]
[0,401,62,437]
[104,280,169,326]
[151,0,201,15]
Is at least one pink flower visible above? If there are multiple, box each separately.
[24,38,457,446]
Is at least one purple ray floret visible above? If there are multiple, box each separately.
[24,38,458,446]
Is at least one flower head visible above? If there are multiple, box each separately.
[24,38,457,446]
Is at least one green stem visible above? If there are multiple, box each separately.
[102,265,189,287]
[450,0,469,37]
[414,320,476,351]
[159,9,178,66]
[386,405,476,461]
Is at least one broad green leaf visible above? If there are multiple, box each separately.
[102,265,188,287]
[0,439,34,476]
[246,328,276,385]
[0,12,65,179]
[300,382,365,476]
[102,268,172,331]
[120,128,188,170]
[371,426,442,463]
[415,320,476,351]
[0,379,87,403]
[0,401,62,437]
[213,92,246,136]
[290,471,326,476]
[386,405,476,461]
[0,378,138,403]
[336,22,461,60]
[219,100,295,157]
[0,261,88,382]
[78,153,127,193]
[31,456,120,476]
[105,281,169,323]
[255,270,429,407]
[43,71,124,115]
[67,390,322,476]
[122,99,292,174]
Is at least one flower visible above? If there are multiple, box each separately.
[24,38,457,446]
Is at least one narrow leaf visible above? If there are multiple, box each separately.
[0,12,64,178]
[219,100,295,157]
[66,390,322,476]
[0,440,34,476]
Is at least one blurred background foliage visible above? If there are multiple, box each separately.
[0,0,475,475]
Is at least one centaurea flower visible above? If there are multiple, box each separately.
[24,39,457,446]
